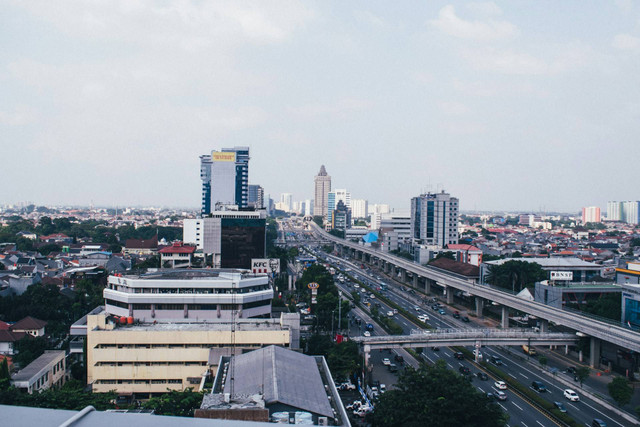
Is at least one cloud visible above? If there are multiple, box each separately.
[291,98,372,117]
[0,106,37,126]
[430,4,518,41]
[612,33,640,51]
[354,10,386,28]
[439,101,469,115]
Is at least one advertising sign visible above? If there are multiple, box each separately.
[550,271,573,281]
[212,151,236,162]
[307,282,319,290]
[251,258,280,274]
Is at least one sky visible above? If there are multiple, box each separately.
[2,1,640,213]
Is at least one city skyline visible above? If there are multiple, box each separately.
[3,2,640,211]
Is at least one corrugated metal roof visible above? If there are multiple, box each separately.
[223,346,334,418]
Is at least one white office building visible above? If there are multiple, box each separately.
[351,199,368,219]
[410,191,459,248]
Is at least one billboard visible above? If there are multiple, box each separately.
[212,151,236,162]
[251,258,280,274]
[550,271,573,281]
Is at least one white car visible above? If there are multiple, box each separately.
[382,358,391,366]
[494,381,507,390]
[363,331,371,337]
[418,314,429,322]
[563,389,579,401]
[387,311,394,317]
[370,294,376,299]
[354,284,360,289]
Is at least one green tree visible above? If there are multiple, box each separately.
[575,366,590,388]
[486,260,546,293]
[0,358,10,390]
[143,389,204,417]
[373,360,508,427]
[327,340,361,381]
[434,251,456,261]
[538,355,548,370]
[14,336,47,367]
[608,377,633,407]
[313,216,324,228]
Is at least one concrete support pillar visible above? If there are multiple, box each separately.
[579,350,583,363]
[446,286,454,304]
[413,275,419,288]
[501,306,509,329]
[589,337,601,368]
[400,269,407,283]
[363,345,371,369]
[425,279,431,294]
[565,345,569,355]
[475,297,484,318]
[539,319,549,333]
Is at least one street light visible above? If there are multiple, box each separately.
[338,290,343,331]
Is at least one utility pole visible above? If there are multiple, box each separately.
[338,290,342,331]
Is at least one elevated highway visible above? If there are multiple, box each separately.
[310,223,640,365]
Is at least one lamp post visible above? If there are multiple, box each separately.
[338,290,343,331]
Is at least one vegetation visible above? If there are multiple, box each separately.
[485,260,546,293]
[390,249,413,261]
[0,380,116,410]
[608,377,633,407]
[143,388,204,417]
[304,334,361,381]
[372,360,508,427]
[575,366,590,388]
[328,229,345,239]
[579,294,621,322]
[296,264,350,332]
[312,216,324,228]
[433,251,456,261]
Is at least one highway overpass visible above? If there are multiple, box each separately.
[309,223,640,366]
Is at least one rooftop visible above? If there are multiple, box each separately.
[97,317,292,333]
[485,257,602,268]
[11,351,64,382]
[120,269,258,281]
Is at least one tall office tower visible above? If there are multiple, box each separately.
[280,193,293,212]
[582,206,601,223]
[327,189,350,223]
[623,201,640,224]
[248,185,264,209]
[351,199,368,219]
[200,146,250,216]
[313,165,331,218]
[410,191,459,248]
[607,201,622,221]
[302,199,313,216]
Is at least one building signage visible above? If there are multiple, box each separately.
[212,152,236,162]
[307,282,319,289]
[550,271,573,281]
[251,258,280,274]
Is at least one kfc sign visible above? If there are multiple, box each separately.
[251,258,280,274]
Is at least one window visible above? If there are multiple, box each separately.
[168,379,182,384]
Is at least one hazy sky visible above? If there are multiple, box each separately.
[2,1,640,213]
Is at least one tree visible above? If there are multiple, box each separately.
[575,366,590,388]
[373,360,508,427]
[538,355,548,370]
[313,216,324,228]
[143,389,204,417]
[14,336,47,367]
[327,340,361,381]
[434,251,456,261]
[0,358,9,390]
[608,377,633,407]
[486,261,546,293]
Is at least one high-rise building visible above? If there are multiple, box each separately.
[200,147,250,216]
[351,199,368,219]
[280,193,293,212]
[331,200,351,232]
[327,189,350,223]
[248,185,264,209]
[410,191,459,248]
[582,206,601,224]
[607,201,622,221]
[302,199,313,216]
[313,165,331,218]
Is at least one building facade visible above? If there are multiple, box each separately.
[200,147,250,216]
[11,350,66,394]
[582,206,601,223]
[351,199,368,219]
[327,189,350,224]
[247,185,264,209]
[410,191,459,248]
[104,269,273,322]
[313,165,331,218]
[607,200,640,224]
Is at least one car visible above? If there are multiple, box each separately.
[554,401,567,413]
[393,309,398,314]
[340,382,356,391]
[494,381,507,390]
[387,310,394,316]
[494,391,507,401]
[459,366,471,375]
[380,384,386,393]
[414,305,420,311]
[388,363,398,372]
[592,419,607,427]
[453,311,461,319]
[432,346,440,351]
[363,331,371,337]
[476,372,488,381]
[417,314,429,322]
[531,381,547,392]
[454,352,464,360]
[473,350,483,361]
[563,389,579,401]
[461,316,470,323]
[490,355,503,365]
[394,354,404,363]
[486,392,495,400]
[438,309,446,315]
[346,400,362,411]
[566,366,577,375]
[370,294,376,299]
[354,284,360,289]
[382,358,391,366]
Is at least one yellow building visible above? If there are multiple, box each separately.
[86,312,300,398]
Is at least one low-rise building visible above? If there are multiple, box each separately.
[10,316,47,337]
[11,350,66,394]
[158,242,196,268]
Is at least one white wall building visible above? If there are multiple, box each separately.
[351,199,368,219]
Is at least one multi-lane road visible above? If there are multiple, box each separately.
[282,219,633,427]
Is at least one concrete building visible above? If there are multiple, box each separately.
[248,185,264,209]
[331,200,351,232]
[104,269,273,322]
[445,244,483,267]
[183,210,266,269]
[582,206,601,224]
[616,262,640,286]
[86,310,300,397]
[351,199,368,219]
[200,147,250,216]
[534,281,621,310]
[607,201,622,221]
[410,191,459,248]
[482,258,603,285]
[11,350,65,394]
[607,200,640,224]
[158,242,196,268]
[279,193,293,213]
[302,199,313,216]
[313,165,331,218]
